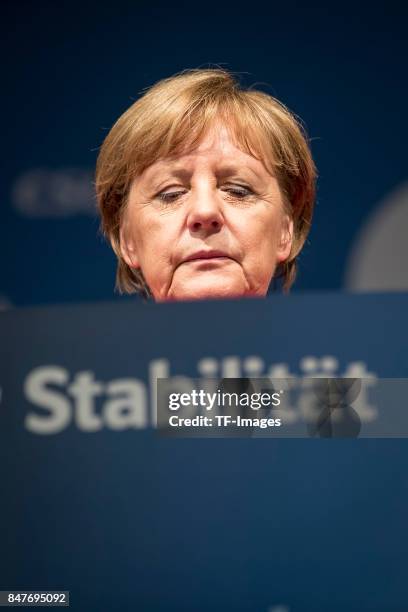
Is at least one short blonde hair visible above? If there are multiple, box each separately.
[95,68,317,296]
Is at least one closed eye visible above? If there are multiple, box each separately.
[222,184,255,198]
[156,189,187,203]
[155,184,255,203]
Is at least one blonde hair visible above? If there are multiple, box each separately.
[95,68,317,296]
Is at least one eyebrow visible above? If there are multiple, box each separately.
[148,164,269,183]
[143,168,192,193]
[215,165,265,181]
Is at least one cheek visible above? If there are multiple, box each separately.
[237,212,282,261]
[129,213,178,291]
[128,213,161,263]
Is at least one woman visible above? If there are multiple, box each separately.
[95,69,316,301]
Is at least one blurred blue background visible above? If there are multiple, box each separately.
[2,0,408,307]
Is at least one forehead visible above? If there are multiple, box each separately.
[137,124,273,183]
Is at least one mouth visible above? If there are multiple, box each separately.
[182,250,233,264]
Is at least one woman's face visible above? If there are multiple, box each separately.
[120,125,293,301]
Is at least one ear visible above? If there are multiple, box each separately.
[119,220,140,269]
[276,215,294,263]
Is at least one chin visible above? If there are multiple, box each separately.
[164,279,264,302]
[175,289,244,302]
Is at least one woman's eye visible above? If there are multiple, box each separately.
[156,189,186,203]
[223,185,254,198]
[155,184,254,202]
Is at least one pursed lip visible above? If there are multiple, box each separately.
[182,250,233,264]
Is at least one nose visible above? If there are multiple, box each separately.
[186,187,224,235]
